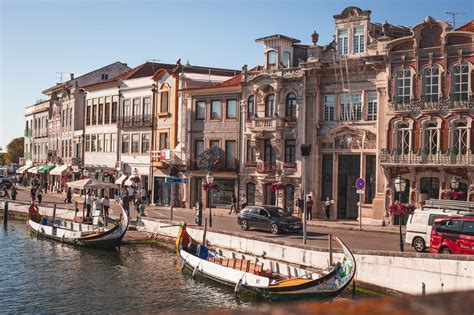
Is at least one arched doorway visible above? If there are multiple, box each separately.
[246,182,256,206]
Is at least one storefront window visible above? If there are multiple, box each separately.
[420,177,439,200]
[211,179,234,205]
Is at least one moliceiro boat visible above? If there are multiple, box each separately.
[176,224,356,299]
[27,203,129,249]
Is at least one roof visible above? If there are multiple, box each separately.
[456,20,474,32]
[255,34,301,44]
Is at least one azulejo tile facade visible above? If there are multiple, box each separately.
[23,7,474,223]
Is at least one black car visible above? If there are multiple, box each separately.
[237,205,302,235]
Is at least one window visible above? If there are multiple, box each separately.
[353,26,365,54]
[423,121,439,155]
[285,93,296,118]
[267,50,276,66]
[141,133,150,154]
[196,101,205,120]
[436,219,462,234]
[321,154,333,200]
[97,133,103,152]
[247,96,255,118]
[225,140,236,168]
[395,69,412,104]
[367,92,378,121]
[158,90,168,113]
[451,121,468,155]
[159,132,168,151]
[62,109,65,127]
[91,134,97,152]
[121,134,129,153]
[133,98,141,120]
[339,93,361,121]
[101,73,108,80]
[452,64,469,101]
[282,52,291,68]
[423,67,439,102]
[105,96,111,124]
[226,99,237,119]
[461,221,474,236]
[265,94,275,117]
[111,133,116,152]
[98,97,104,125]
[337,28,348,55]
[210,140,219,148]
[85,134,90,152]
[263,139,276,164]
[246,182,256,206]
[324,95,335,121]
[122,99,131,118]
[285,139,296,163]
[92,98,97,125]
[211,100,221,119]
[195,140,204,157]
[104,133,110,153]
[246,139,255,162]
[396,123,411,155]
[111,96,118,123]
[142,97,151,116]
[131,134,139,153]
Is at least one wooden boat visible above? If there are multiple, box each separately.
[27,203,129,249]
[176,224,356,299]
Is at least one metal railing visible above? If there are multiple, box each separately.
[379,149,473,166]
[117,115,153,128]
[186,158,238,172]
[256,161,280,174]
[388,97,473,112]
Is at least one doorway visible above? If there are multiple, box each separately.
[264,183,276,205]
[337,155,360,219]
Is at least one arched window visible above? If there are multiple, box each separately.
[247,95,255,119]
[451,121,468,155]
[394,69,412,104]
[422,121,439,155]
[423,66,440,102]
[452,64,469,101]
[267,51,276,67]
[246,182,256,206]
[285,93,296,118]
[265,94,275,117]
[395,122,411,155]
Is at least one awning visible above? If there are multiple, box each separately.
[37,164,55,174]
[16,165,32,174]
[28,166,39,174]
[50,165,68,176]
[125,175,139,186]
[115,175,128,185]
[67,178,117,190]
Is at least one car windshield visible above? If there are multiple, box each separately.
[266,207,289,217]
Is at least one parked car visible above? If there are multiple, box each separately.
[237,205,302,235]
[0,177,14,189]
[430,216,474,255]
[405,207,471,252]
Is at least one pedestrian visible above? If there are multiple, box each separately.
[306,196,313,221]
[31,186,37,202]
[324,196,331,220]
[86,193,93,218]
[296,197,303,218]
[122,192,131,217]
[229,193,237,214]
[103,195,110,222]
[147,189,151,206]
[240,193,247,211]
[137,200,145,221]
[65,187,73,203]
[140,187,147,203]
[11,185,17,200]
[3,185,10,199]
[135,197,142,220]
[37,188,43,204]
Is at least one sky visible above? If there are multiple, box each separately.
[0,0,472,150]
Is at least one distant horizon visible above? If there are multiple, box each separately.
[1,0,472,148]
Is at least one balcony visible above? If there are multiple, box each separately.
[248,117,282,135]
[256,162,281,174]
[117,115,153,128]
[388,97,473,113]
[379,149,474,167]
[151,151,169,168]
[283,162,297,171]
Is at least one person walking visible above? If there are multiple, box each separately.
[229,193,237,214]
[296,197,303,218]
[240,194,247,211]
[3,186,10,199]
[11,186,17,200]
[65,187,73,203]
[86,193,93,218]
[103,195,110,223]
[135,197,142,220]
[37,188,43,204]
[30,186,37,202]
[324,196,331,220]
[122,192,131,217]
[306,196,313,221]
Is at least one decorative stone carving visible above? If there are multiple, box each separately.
[420,25,442,48]
[392,41,414,51]
[363,134,377,150]
[335,133,363,149]
[320,142,333,150]
[255,130,272,140]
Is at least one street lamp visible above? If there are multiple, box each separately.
[394,175,406,252]
[450,176,460,190]
[206,171,214,228]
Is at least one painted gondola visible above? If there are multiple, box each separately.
[176,224,356,299]
[27,203,129,249]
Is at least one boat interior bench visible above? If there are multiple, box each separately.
[208,257,274,278]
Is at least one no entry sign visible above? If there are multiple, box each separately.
[356,178,365,190]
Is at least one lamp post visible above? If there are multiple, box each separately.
[450,176,459,190]
[275,172,281,207]
[394,175,406,252]
[206,171,214,228]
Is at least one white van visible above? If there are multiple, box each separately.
[405,208,471,252]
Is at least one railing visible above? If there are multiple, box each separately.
[186,158,238,172]
[117,115,153,128]
[187,158,200,170]
[283,162,297,170]
[379,149,474,166]
[249,117,282,132]
[244,161,257,167]
[256,161,280,174]
[388,97,473,112]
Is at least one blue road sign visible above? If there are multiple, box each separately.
[165,177,188,184]
[356,178,365,190]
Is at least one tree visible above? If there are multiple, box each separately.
[197,146,223,171]
[5,137,24,164]
[0,152,5,165]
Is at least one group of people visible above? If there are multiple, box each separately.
[2,184,17,200]
[296,196,332,220]
[30,185,44,204]
[228,193,247,215]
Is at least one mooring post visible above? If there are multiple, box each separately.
[52,203,57,221]
[3,199,8,226]
[422,282,426,295]
[328,233,333,266]
[202,218,208,245]
[75,201,78,219]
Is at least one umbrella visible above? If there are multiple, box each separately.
[67,178,117,190]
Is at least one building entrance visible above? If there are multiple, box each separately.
[337,155,360,219]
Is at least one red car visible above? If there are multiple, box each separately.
[430,216,474,255]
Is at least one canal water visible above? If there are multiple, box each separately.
[0,220,261,313]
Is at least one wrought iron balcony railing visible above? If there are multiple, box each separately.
[379,149,473,166]
[117,115,153,128]
[388,97,473,112]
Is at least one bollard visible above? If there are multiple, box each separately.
[52,203,57,221]
[422,282,426,295]
[328,233,333,266]
[3,199,8,226]
[202,218,208,245]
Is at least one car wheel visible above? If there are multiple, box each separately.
[413,237,426,252]
[240,220,249,231]
[440,247,452,254]
[270,223,279,235]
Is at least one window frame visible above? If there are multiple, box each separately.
[141,133,150,154]
[226,99,237,119]
[451,63,470,101]
[285,93,297,118]
[210,100,221,120]
[353,26,365,54]
[367,92,378,121]
[324,95,335,122]
[394,68,412,105]
[131,133,140,154]
[267,50,276,66]
[337,28,349,55]
[284,139,296,163]
[423,66,440,102]
[247,95,255,119]
[265,94,275,118]
[195,100,205,120]
[121,134,130,154]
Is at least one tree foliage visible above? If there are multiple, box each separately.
[197,146,223,171]
[5,137,24,164]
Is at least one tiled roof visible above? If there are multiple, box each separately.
[214,74,242,88]
[255,34,301,43]
[456,21,474,32]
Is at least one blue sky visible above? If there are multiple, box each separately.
[0,0,472,150]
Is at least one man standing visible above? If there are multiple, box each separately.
[86,193,93,218]
[229,193,237,215]
[65,187,72,203]
[324,196,331,220]
[122,192,131,217]
[240,194,247,211]
[306,196,313,221]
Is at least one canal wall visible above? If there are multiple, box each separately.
[3,201,473,296]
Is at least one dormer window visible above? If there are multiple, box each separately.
[353,26,365,54]
[282,52,291,68]
[337,28,348,55]
[267,51,276,67]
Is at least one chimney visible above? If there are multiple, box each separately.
[70,73,74,80]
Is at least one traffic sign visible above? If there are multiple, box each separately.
[356,189,364,194]
[165,177,188,184]
[355,178,365,190]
